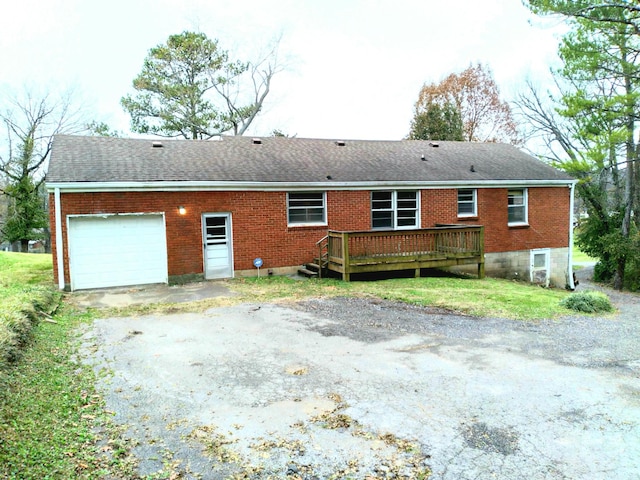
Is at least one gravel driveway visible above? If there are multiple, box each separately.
[83,269,640,479]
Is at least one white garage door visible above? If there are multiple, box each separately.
[68,214,168,290]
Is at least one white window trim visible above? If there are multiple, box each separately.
[371,190,420,230]
[287,191,327,227]
[457,188,477,217]
[508,188,528,226]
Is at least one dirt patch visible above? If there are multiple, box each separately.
[461,422,519,455]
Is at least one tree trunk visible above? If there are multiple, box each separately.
[616,65,636,291]
[43,226,51,254]
[20,238,29,253]
[613,259,625,291]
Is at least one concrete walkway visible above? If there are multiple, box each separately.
[71,281,234,309]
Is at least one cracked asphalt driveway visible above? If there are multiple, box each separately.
[82,277,640,479]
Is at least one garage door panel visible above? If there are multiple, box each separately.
[68,215,168,290]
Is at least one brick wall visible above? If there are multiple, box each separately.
[50,186,570,285]
[448,187,570,252]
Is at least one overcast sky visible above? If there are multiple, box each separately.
[1,0,563,141]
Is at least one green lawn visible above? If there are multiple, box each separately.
[0,253,60,378]
[117,273,574,322]
[0,306,136,479]
[0,251,53,287]
[573,244,597,264]
[0,253,138,479]
[228,273,572,321]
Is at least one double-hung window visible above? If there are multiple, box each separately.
[457,189,477,217]
[508,189,528,225]
[287,192,326,225]
[371,191,419,229]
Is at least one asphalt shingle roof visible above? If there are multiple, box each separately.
[47,135,573,184]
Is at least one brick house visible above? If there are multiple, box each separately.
[47,135,576,291]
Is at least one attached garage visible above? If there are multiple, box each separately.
[67,214,168,290]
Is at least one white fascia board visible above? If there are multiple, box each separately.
[54,187,65,290]
[47,179,578,193]
[67,212,166,219]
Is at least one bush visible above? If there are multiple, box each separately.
[593,259,615,283]
[560,290,613,313]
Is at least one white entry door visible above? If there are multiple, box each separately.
[203,214,233,279]
[530,248,550,287]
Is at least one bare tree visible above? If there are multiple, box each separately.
[0,89,86,252]
[413,63,520,144]
[121,31,284,139]
[216,39,284,136]
[515,80,582,163]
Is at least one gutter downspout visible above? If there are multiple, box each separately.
[54,187,65,290]
[567,182,576,290]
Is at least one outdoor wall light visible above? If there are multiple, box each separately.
[178,206,187,215]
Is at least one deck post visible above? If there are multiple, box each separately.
[342,231,350,281]
[318,236,323,279]
[415,267,421,278]
[478,226,485,279]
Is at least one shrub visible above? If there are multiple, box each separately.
[593,260,615,283]
[560,290,613,314]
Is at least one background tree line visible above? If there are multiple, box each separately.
[517,0,640,290]
[409,0,640,290]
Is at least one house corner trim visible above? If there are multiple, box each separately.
[54,187,65,290]
[567,182,576,290]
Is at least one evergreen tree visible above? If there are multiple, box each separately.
[408,102,464,141]
[121,31,281,139]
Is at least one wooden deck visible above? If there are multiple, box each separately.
[318,225,484,281]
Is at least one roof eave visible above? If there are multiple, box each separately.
[47,179,578,193]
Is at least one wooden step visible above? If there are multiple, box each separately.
[298,267,319,278]
[306,262,321,272]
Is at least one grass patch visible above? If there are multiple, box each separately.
[573,244,596,264]
[0,251,53,286]
[98,275,356,319]
[108,274,573,321]
[228,274,572,321]
[0,253,143,479]
[0,253,61,384]
[0,305,141,479]
[231,275,354,301]
[356,276,571,320]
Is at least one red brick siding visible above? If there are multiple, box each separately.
[454,187,570,252]
[50,186,570,285]
[328,191,370,231]
[421,189,458,226]
[51,190,375,284]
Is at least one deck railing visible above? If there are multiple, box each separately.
[326,225,484,281]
